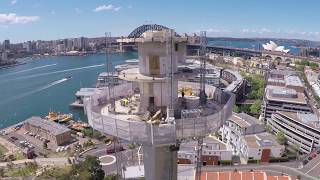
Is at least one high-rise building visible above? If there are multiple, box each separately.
[3,40,10,50]
[78,37,87,50]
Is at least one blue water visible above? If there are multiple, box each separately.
[208,39,301,55]
[0,52,137,128]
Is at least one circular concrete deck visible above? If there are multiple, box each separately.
[99,155,116,166]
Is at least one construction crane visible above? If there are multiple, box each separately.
[105,32,124,179]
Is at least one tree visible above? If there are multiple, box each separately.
[78,156,105,180]
[250,100,261,114]
[127,143,136,160]
[265,124,272,133]
[233,105,240,113]
[104,174,118,180]
[276,131,286,145]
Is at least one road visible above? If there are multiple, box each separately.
[300,150,320,179]
[79,142,140,175]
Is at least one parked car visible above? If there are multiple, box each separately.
[302,160,309,165]
[10,136,18,141]
[308,156,313,160]
[312,153,317,158]
[106,146,125,154]
[316,150,320,154]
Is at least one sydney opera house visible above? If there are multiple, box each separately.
[262,41,290,53]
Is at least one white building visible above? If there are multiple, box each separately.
[178,137,232,165]
[268,111,320,153]
[262,41,290,53]
[240,132,285,161]
[221,113,284,161]
[221,113,265,153]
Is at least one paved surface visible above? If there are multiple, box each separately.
[300,151,320,179]
[79,141,140,175]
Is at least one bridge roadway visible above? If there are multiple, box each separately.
[188,44,320,62]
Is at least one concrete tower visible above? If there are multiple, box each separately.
[84,29,234,180]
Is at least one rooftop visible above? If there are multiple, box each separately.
[265,86,307,104]
[276,111,320,130]
[284,75,303,87]
[179,137,227,152]
[76,88,105,97]
[228,112,261,128]
[24,116,71,136]
[243,132,284,149]
[200,171,292,180]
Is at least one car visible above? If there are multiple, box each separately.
[10,136,18,141]
[24,132,29,135]
[308,156,313,160]
[317,150,320,154]
[312,153,317,158]
[106,146,125,154]
[302,160,308,165]
[56,147,61,152]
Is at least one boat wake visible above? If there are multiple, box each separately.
[1,64,104,84]
[0,64,57,77]
[0,77,71,105]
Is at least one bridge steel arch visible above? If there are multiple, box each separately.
[128,24,170,38]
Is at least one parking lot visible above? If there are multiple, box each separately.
[0,126,79,158]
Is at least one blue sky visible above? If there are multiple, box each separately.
[1,0,320,43]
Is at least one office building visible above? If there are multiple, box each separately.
[262,85,312,120]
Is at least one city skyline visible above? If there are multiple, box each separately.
[1,0,320,43]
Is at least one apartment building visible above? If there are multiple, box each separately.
[177,137,232,165]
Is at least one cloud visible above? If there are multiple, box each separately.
[0,13,40,24]
[10,0,17,5]
[93,5,122,12]
[75,8,82,14]
[50,10,56,15]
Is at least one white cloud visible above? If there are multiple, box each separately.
[75,8,82,14]
[10,0,17,5]
[93,4,122,12]
[0,13,40,24]
[50,10,56,15]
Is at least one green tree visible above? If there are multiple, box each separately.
[276,131,286,145]
[265,124,272,133]
[250,100,261,114]
[232,105,240,113]
[70,155,105,180]
[104,174,118,180]
[127,143,136,160]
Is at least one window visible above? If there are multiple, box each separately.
[174,43,178,51]
[149,55,160,75]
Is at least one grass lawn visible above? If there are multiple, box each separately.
[38,166,72,179]
[0,144,8,155]
[4,163,38,177]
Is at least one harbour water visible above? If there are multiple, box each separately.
[208,39,301,55]
[0,52,137,129]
